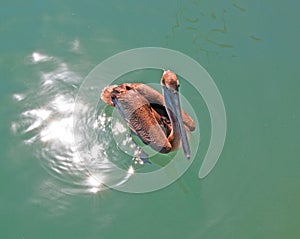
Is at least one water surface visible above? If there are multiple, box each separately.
[1,0,300,238]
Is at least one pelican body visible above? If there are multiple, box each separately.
[101,70,195,159]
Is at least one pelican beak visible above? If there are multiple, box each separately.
[162,72,191,159]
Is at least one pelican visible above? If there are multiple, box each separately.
[101,70,195,160]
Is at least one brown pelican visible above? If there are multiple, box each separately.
[101,70,195,160]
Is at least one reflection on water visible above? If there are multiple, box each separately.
[165,0,261,63]
[11,51,137,197]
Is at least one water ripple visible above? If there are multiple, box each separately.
[11,51,135,197]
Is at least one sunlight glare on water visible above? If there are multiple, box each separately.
[11,51,136,196]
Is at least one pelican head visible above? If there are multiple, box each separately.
[161,70,179,91]
[161,70,191,159]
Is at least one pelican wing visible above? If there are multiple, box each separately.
[135,84,195,131]
[107,85,172,153]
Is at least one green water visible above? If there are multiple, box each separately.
[1,0,300,238]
